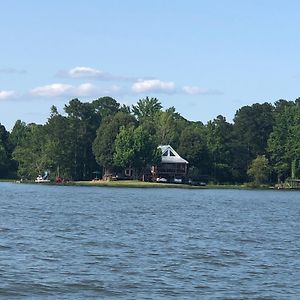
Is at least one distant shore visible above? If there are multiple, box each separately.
[75,180,268,190]
[1,179,280,190]
[75,180,207,189]
[1,179,257,189]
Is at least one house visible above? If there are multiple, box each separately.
[152,145,189,182]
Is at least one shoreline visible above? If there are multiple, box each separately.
[3,179,299,190]
[1,179,265,189]
[75,180,208,189]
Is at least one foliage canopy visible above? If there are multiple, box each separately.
[1,97,300,184]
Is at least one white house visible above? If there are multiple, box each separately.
[152,145,189,182]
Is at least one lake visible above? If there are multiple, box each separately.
[0,182,299,299]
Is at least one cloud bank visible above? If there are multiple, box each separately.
[132,79,175,93]
[30,82,121,98]
[0,90,16,100]
[183,86,223,95]
[59,66,132,81]
[30,83,73,97]
[2,66,223,102]
[68,67,109,79]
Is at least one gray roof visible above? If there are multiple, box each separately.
[158,145,189,164]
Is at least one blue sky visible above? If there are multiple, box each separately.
[1,0,300,130]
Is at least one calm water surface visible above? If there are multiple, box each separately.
[0,183,299,299]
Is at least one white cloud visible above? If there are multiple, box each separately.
[68,66,108,79]
[30,83,73,97]
[0,90,16,100]
[182,86,207,95]
[29,82,122,98]
[75,83,122,96]
[182,86,222,95]
[62,66,134,81]
[132,79,175,93]
[76,83,96,96]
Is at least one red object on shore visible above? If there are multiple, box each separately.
[56,176,63,184]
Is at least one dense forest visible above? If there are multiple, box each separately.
[1,96,300,184]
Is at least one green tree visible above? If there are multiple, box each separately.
[64,99,101,179]
[114,125,161,177]
[0,143,9,177]
[154,108,181,146]
[132,97,162,122]
[92,96,120,119]
[0,123,14,178]
[92,112,136,173]
[43,109,74,179]
[9,120,29,148]
[247,155,270,184]
[178,124,210,180]
[8,120,30,177]
[12,124,49,179]
[232,102,274,181]
[113,126,136,168]
[268,101,300,181]
[206,115,234,182]
[154,111,175,145]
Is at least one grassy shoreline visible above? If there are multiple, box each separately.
[75,180,207,189]
[65,179,256,189]
[0,178,256,189]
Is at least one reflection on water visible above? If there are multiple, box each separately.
[0,183,300,299]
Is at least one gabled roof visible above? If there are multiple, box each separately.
[158,145,189,164]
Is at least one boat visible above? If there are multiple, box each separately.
[156,177,168,183]
[35,171,50,183]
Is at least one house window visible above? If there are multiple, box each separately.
[169,150,175,156]
[125,169,133,177]
[162,151,168,156]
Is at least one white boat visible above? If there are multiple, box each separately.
[156,177,168,183]
[35,172,50,183]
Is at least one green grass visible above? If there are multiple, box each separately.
[74,180,207,189]
[0,179,18,182]
[0,178,272,190]
[76,180,275,190]
[74,180,270,189]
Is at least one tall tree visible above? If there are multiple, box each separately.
[0,143,8,176]
[206,115,234,182]
[178,124,210,180]
[12,124,49,179]
[132,97,162,122]
[9,120,29,148]
[268,101,300,181]
[64,99,101,179]
[154,107,189,147]
[232,102,274,181]
[154,110,177,146]
[247,155,270,185]
[43,107,74,179]
[92,96,120,119]
[0,123,13,178]
[114,125,161,177]
[92,112,136,174]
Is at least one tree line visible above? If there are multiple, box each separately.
[1,96,300,184]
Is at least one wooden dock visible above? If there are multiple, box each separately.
[285,178,300,189]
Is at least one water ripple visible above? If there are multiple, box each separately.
[0,183,300,299]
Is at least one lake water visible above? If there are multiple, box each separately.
[0,183,299,299]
